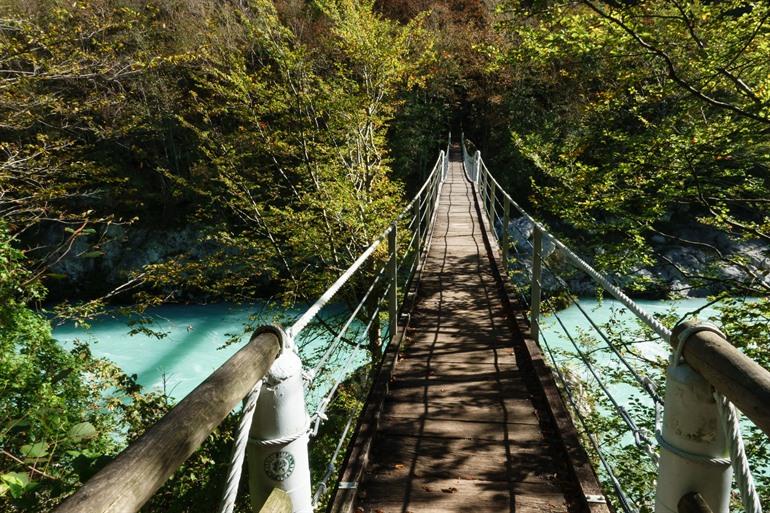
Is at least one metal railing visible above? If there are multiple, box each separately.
[53,145,450,513]
[53,329,283,513]
[462,138,768,513]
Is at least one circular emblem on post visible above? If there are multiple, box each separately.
[264,451,295,481]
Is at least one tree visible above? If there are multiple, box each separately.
[140,0,434,357]
[489,0,770,508]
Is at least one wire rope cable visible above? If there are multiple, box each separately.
[540,331,639,513]
[469,146,764,513]
[218,381,263,513]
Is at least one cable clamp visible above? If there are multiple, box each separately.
[672,322,725,368]
[248,416,311,447]
[655,431,731,466]
[585,494,607,504]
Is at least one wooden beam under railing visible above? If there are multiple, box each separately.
[54,328,282,513]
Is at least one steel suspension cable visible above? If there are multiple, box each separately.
[291,151,445,339]
[311,415,355,508]
[505,212,663,404]
[540,331,639,513]
[306,261,388,382]
[548,309,659,463]
[475,149,762,513]
[309,303,383,435]
[476,157,672,342]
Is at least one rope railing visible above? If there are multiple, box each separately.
[216,144,449,512]
[304,261,389,383]
[56,143,449,513]
[308,302,384,432]
[53,330,284,513]
[463,139,766,513]
[501,207,662,472]
[58,133,766,513]
[540,329,641,513]
[506,217,663,405]
[289,149,445,341]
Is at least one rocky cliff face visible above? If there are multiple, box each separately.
[42,224,216,302]
[42,215,768,303]
[502,216,769,298]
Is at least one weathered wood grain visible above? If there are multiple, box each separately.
[53,330,282,513]
[259,488,293,513]
[331,148,606,513]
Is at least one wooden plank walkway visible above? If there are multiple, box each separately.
[331,148,607,513]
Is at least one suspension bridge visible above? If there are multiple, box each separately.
[54,136,769,513]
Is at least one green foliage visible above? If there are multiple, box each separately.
[0,221,167,511]
[1,1,439,509]
[142,0,431,304]
[482,6,770,504]
[492,0,770,293]
[7,0,770,510]
[0,0,218,313]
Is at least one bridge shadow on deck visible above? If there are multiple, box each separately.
[354,151,574,513]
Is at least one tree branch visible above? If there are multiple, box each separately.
[582,0,770,125]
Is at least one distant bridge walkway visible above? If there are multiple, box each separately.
[331,149,606,513]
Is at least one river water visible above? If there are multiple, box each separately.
[53,296,770,499]
[52,303,372,409]
[53,298,716,402]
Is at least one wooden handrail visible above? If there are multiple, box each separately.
[54,328,283,513]
[259,488,292,513]
[678,492,714,513]
[672,321,770,436]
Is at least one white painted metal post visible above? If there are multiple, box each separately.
[442,149,448,181]
[445,132,451,181]
[431,169,439,219]
[247,330,312,513]
[477,156,484,193]
[414,194,421,269]
[474,150,481,183]
[531,227,542,342]
[488,180,497,230]
[388,224,398,340]
[425,176,434,232]
[654,330,732,513]
[502,196,510,270]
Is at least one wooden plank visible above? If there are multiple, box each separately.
[474,178,612,513]
[54,330,282,513]
[258,488,292,513]
[391,360,523,381]
[381,397,539,424]
[402,333,512,346]
[378,416,545,442]
[402,330,508,344]
[398,347,513,364]
[385,370,528,394]
[410,310,509,324]
[331,152,606,513]
[358,477,569,513]
[367,435,562,482]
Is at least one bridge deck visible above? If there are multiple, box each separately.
[333,150,602,513]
